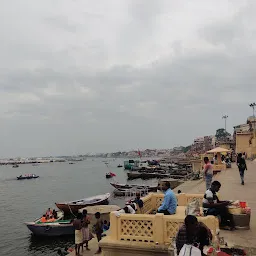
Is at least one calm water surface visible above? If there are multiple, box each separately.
[0,158,157,256]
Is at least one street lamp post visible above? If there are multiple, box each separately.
[222,115,228,131]
[249,102,256,137]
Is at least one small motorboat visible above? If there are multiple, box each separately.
[25,211,74,237]
[17,174,39,180]
[69,162,75,165]
[55,193,111,214]
[12,164,19,168]
[117,164,123,168]
[106,173,112,179]
[106,172,116,179]
[110,182,158,192]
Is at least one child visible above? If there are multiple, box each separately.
[94,212,103,254]
[103,220,109,231]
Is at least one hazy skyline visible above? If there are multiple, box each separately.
[1,0,256,157]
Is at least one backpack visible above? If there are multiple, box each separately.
[185,199,201,216]
[178,244,201,256]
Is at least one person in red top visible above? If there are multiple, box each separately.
[203,157,213,190]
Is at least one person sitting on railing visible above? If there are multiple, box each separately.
[176,215,212,256]
[132,193,144,209]
[157,181,177,215]
[114,203,137,217]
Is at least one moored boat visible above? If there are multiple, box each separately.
[117,164,123,168]
[25,211,74,237]
[55,193,111,214]
[127,172,169,180]
[13,164,19,168]
[17,174,39,180]
[110,182,158,191]
[106,173,112,178]
[113,188,149,197]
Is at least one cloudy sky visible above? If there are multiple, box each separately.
[1,0,256,157]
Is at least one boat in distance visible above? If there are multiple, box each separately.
[55,193,111,213]
[25,211,74,237]
[17,174,39,180]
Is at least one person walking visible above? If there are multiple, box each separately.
[94,212,103,254]
[203,157,213,190]
[237,153,247,185]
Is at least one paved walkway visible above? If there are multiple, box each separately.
[67,236,102,256]
[174,161,256,252]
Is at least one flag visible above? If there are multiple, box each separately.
[110,172,116,177]
[138,149,142,158]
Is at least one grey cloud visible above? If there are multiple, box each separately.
[0,0,256,157]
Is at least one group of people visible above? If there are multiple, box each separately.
[203,152,248,189]
[154,180,235,255]
[40,208,58,222]
[73,210,104,256]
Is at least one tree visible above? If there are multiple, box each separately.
[215,128,231,140]
[182,145,192,153]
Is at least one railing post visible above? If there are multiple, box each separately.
[154,213,164,244]
[109,212,118,240]
[177,193,186,206]
[151,193,156,211]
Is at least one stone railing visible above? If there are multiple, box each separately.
[138,193,205,213]
[101,193,219,256]
[105,212,217,245]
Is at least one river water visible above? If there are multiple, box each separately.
[0,158,157,256]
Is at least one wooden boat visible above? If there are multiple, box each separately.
[25,211,74,236]
[110,182,158,191]
[55,193,111,213]
[127,172,169,180]
[17,174,39,180]
[113,188,149,197]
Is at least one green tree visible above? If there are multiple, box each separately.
[215,128,231,140]
[183,145,192,153]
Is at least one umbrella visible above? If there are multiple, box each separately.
[207,147,231,153]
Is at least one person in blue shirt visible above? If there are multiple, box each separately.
[157,181,177,215]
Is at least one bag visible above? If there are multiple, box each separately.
[185,199,200,216]
[178,244,201,256]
